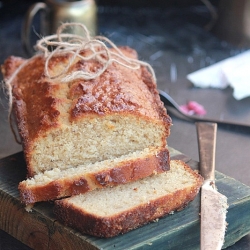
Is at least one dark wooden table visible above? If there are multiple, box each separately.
[1,1,250,249]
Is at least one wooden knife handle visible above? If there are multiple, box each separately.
[196,122,217,181]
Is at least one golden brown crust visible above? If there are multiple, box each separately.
[94,148,169,185]
[140,65,172,126]
[1,56,26,78]
[2,48,171,140]
[18,148,170,205]
[54,160,203,238]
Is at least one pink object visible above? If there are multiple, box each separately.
[180,101,207,116]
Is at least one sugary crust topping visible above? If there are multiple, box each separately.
[3,55,61,139]
[1,56,26,78]
[2,47,171,143]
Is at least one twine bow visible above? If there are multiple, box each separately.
[36,22,156,82]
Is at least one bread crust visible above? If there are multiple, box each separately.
[18,148,170,205]
[54,160,203,238]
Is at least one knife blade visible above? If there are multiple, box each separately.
[196,122,228,250]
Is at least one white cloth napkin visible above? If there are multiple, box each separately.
[187,50,250,100]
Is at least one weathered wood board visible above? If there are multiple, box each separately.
[1,148,250,250]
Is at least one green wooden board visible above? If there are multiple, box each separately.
[0,148,250,250]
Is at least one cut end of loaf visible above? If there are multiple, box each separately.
[29,114,169,175]
[54,160,203,238]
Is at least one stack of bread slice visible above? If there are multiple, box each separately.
[2,43,203,237]
[55,160,203,237]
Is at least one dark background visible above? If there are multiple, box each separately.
[1,0,250,249]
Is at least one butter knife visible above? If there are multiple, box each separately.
[196,122,228,250]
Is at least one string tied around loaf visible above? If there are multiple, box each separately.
[36,22,156,82]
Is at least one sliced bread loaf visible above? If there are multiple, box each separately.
[54,160,203,238]
[19,146,170,205]
[2,46,172,177]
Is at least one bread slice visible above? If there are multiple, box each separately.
[19,147,170,205]
[2,47,172,177]
[54,160,203,238]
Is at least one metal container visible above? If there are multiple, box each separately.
[22,0,97,55]
[213,0,250,47]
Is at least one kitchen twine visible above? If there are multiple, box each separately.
[4,22,156,144]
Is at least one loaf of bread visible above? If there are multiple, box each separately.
[54,160,203,238]
[1,44,172,204]
[19,146,170,204]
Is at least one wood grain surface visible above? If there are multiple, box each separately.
[1,148,250,250]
